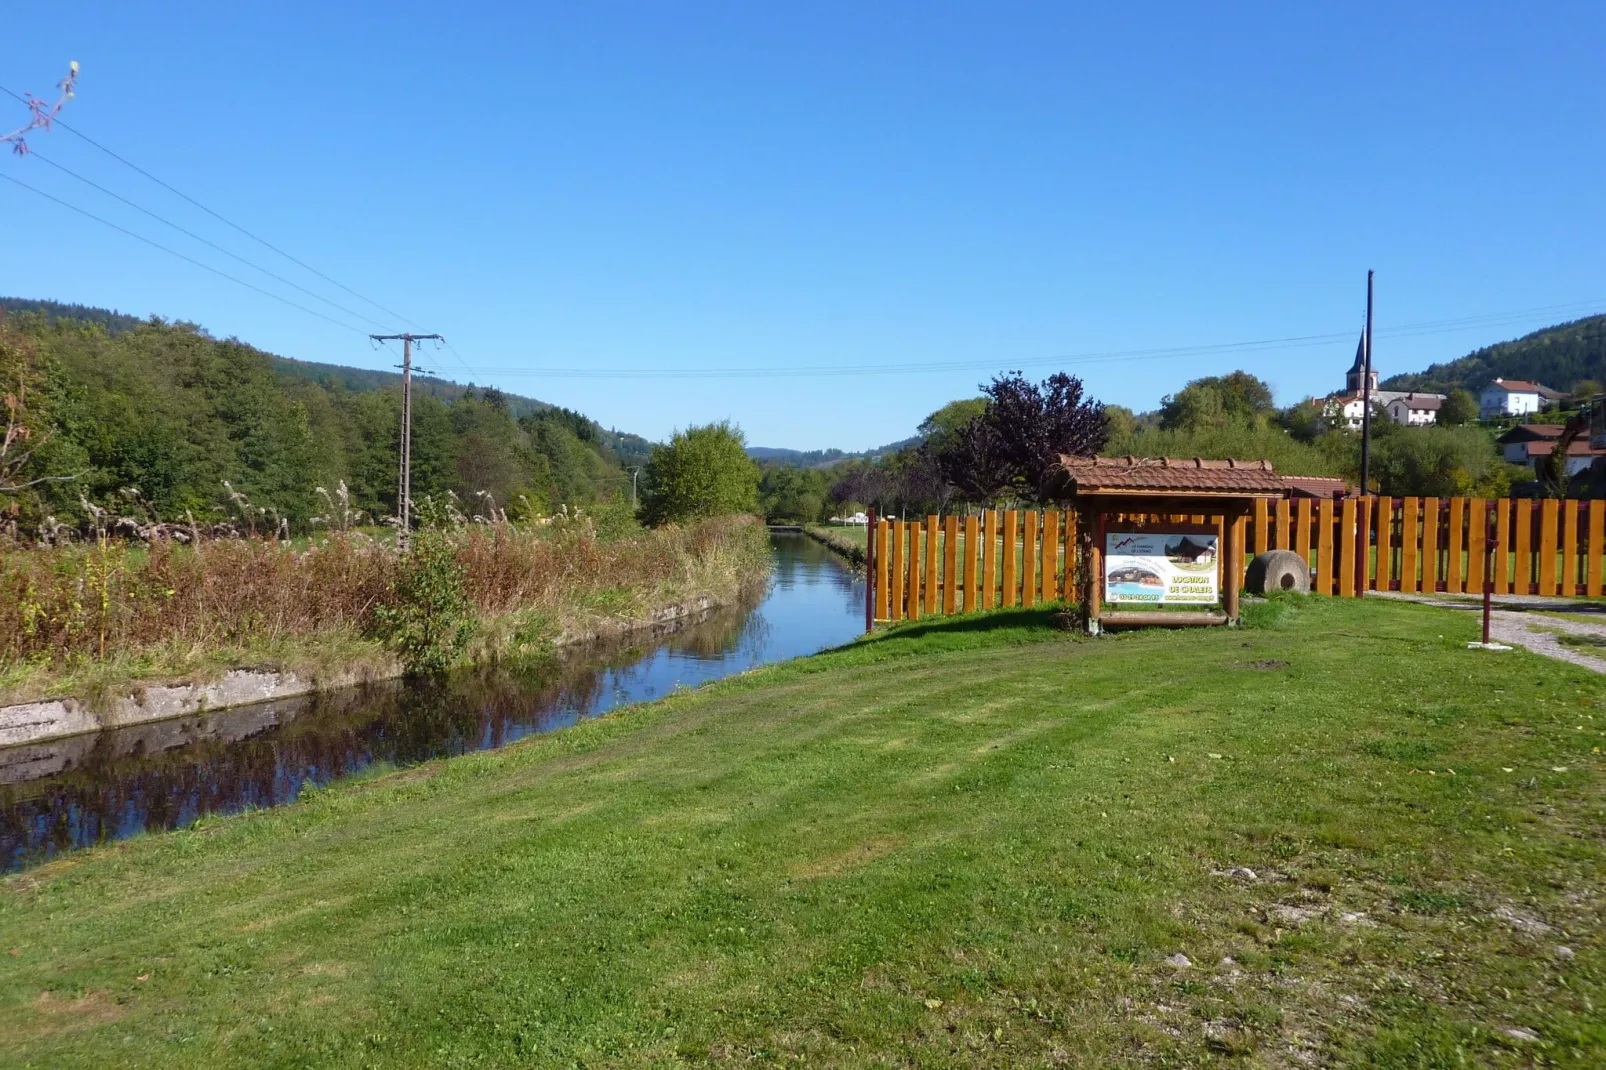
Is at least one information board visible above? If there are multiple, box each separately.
[1104,531,1219,605]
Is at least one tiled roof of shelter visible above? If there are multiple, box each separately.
[1055,456,1287,496]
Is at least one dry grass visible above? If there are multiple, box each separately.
[0,515,769,701]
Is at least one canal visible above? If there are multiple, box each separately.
[0,532,866,872]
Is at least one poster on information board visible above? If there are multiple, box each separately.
[1104,531,1219,605]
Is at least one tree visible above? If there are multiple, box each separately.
[1371,426,1520,498]
[917,398,987,452]
[638,422,759,526]
[1159,371,1276,431]
[1437,389,1478,427]
[937,371,1107,504]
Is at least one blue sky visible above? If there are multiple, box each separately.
[5,2,1604,450]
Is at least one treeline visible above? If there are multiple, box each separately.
[758,368,1536,522]
[1,313,643,532]
[1382,314,1606,397]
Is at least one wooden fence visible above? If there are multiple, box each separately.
[868,498,1606,625]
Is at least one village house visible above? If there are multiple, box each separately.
[1316,347,1444,431]
[1479,377,1564,418]
[1495,423,1606,475]
[1384,393,1442,426]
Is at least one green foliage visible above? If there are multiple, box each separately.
[1382,313,1606,395]
[639,422,759,526]
[1436,388,1478,427]
[916,398,987,451]
[1159,371,1276,431]
[1105,419,1349,478]
[370,529,474,674]
[1369,424,1522,497]
[758,464,833,521]
[0,311,642,532]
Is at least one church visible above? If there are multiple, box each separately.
[1319,339,1445,430]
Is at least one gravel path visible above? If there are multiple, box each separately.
[1373,592,1606,674]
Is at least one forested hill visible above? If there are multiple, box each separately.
[0,301,652,529]
[747,437,920,468]
[1382,313,1606,395]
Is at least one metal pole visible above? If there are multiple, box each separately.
[865,507,877,633]
[1360,269,1374,493]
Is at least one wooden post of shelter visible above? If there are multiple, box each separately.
[1050,457,1285,635]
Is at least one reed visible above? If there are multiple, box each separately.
[0,512,769,694]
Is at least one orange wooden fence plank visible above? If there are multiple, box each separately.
[1022,511,1039,607]
[1400,498,1419,594]
[1493,500,1511,594]
[963,515,980,611]
[1444,498,1464,594]
[924,516,940,615]
[1001,510,1018,608]
[875,520,890,619]
[1375,497,1394,590]
[976,504,989,604]
[1588,502,1605,597]
[1275,499,1291,550]
[1421,498,1440,593]
[1465,499,1486,594]
[1338,498,1357,597]
[904,521,920,619]
[1042,510,1060,602]
[942,515,958,614]
[1295,498,1313,571]
[1513,500,1533,594]
[1537,499,1559,596]
[889,521,904,620]
[1063,509,1077,604]
[1358,496,1373,592]
[1563,500,1580,596]
[1316,499,1336,594]
[1253,498,1269,557]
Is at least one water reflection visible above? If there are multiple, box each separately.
[0,533,865,871]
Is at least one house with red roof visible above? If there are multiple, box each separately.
[1479,377,1565,419]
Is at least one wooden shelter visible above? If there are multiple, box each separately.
[1050,456,1286,634]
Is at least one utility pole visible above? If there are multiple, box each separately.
[626,466,643,509]
[1359,270,1375,493]
[370,333,443,552]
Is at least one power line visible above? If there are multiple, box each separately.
[0,83,420,330]
[0,171,369,334]
[22,149,392,330]
[465,300,1606,381]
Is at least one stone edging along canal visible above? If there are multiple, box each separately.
[0,594,733,750]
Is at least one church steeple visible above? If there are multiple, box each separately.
[1345,335,1376,395]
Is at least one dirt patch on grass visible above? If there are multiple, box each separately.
[789,836,907,878]
[9,988,126,1045]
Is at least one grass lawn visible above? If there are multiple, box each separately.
[2,598,1603,1066]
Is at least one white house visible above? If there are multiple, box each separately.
[1479,378,1563,418]
[1320,394,1368,430]
[1384,393,1442,427]
[1508,439,1606,477]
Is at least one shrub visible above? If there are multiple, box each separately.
[371,529,474,674]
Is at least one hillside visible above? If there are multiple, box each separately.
[748,436,920,468]
[1383,313,1606,396]
[0,299,652,527]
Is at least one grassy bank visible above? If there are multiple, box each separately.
[2,597,1603,1065]
[802,522,868,565]
[0,515,770,705]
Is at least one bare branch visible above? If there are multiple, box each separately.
[0,469,90,493]
[2,63,79,156]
